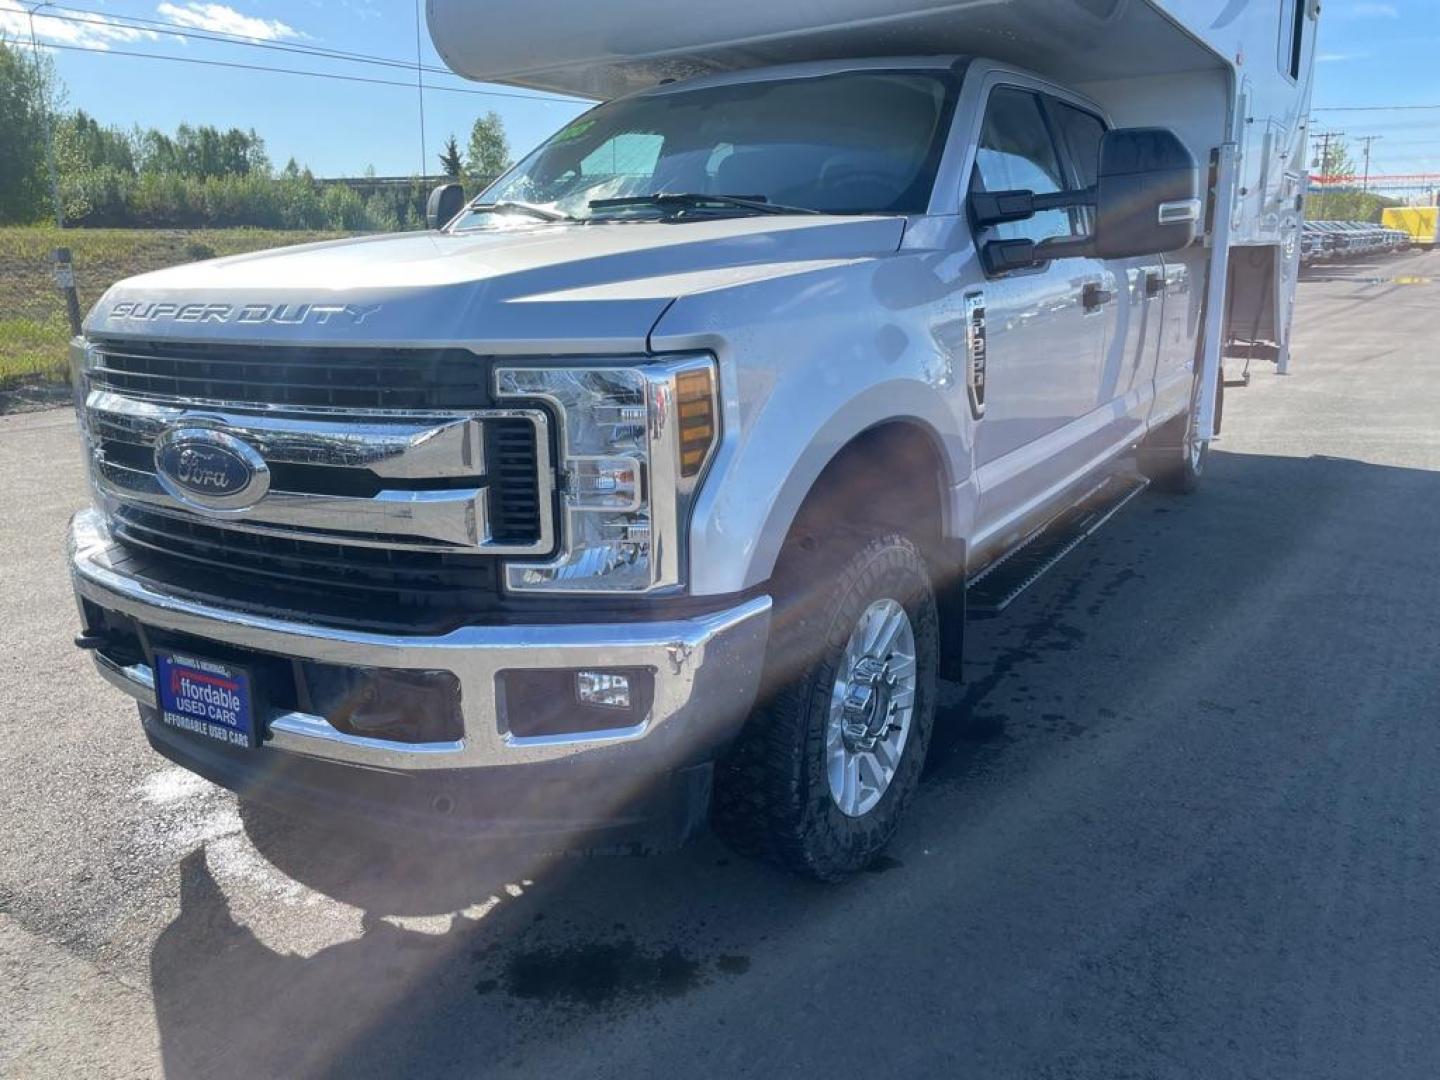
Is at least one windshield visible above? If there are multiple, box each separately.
[450,69,957,227]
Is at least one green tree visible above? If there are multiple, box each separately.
[465,110,510,188]
[1316,137,1357,182]
[0,37,426,232]
[0,38,50,223]
[438,134,465,179]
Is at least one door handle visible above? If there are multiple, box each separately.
[1082,282,1114,311]
[1144,271,1165,298]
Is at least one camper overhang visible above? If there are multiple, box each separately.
[427,0,1233,104]
[427,0,1238,192]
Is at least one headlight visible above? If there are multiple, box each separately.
[69,338,103,500]
[495,356,718,594]
[68,337,98,421]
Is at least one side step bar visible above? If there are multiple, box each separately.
[965,474,1150,618]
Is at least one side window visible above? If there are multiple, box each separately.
[1052,102,1106,191]
[970,87,1075,244]
[1051,101,1107,236]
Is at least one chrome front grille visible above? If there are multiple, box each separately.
[89,391,552,553]
[83,341,556,628]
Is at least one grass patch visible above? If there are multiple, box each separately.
[0,313,73,383]
[0,226,348,389]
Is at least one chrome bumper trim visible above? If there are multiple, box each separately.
[70,509,771,771]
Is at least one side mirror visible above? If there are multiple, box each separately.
[974,126,1199,273]
[1090,127,1200,259]
[426,183,466,230]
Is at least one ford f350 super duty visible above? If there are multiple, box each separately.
[67,0,1318,879]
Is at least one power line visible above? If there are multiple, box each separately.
[32,3,529,84]
[23,4,583,104]
[30,39,589,103]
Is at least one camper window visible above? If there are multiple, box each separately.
[1280,0,1307,81]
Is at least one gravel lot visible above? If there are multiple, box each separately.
[2,251,1438,1079]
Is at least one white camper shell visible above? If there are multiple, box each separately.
[432,0,1319,419]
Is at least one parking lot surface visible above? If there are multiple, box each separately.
[2,252,1439,1079]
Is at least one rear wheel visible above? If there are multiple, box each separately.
[712,533,939,881]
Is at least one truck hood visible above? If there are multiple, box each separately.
[85,216,907,354]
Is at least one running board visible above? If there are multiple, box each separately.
[965,474,1150,618]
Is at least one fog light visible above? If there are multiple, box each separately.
[301,664,463,743]
[577,671,631,709]
[497,668,653,738]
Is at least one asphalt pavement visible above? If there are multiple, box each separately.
[2,251,1438,1079]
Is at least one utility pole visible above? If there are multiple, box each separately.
[1311,130,1344,219]
[1357,135,1382,194]
[413,0,428,184]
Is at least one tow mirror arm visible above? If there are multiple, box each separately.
[980,235,1096,276]
[970,186,1095,228]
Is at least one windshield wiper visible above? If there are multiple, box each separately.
[464,200,572,222]
[589,193,820,217]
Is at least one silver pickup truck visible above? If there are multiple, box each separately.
[67,55,1223,880]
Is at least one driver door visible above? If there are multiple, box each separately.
[967,84,1116,555]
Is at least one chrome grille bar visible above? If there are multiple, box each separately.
[86,390,554,556]
[96,458,492,549]
[88,391,486,478]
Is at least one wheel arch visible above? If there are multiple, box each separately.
[774,418,957,574]
[750,414,967,680]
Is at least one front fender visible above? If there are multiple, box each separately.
[651,257,975,595]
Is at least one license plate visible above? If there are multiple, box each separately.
[154,651,257,749]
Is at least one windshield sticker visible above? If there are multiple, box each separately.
[551,118,598,144]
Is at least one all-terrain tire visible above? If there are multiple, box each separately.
[712,534,939,881]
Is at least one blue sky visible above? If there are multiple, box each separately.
[4,0,1438,184]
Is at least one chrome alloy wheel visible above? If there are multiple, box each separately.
[826,599,918,818]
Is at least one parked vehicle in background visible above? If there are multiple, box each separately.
[66,0,1320,879]
[1300,219,1409,264]
[1382,206,1439,251]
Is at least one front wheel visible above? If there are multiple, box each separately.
[712,534,939,881]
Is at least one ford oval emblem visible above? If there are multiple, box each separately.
[154,425,270,512]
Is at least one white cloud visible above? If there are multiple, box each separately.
[155,2,301,42]
[0,1,160,50]
[1318,51,1374,62]
[1347,2,1399,16]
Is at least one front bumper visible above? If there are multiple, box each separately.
[69,508,772,841]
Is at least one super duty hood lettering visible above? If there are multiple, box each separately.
[108,301,382,326]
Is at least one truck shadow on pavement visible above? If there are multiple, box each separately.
[146,449,1440,1079]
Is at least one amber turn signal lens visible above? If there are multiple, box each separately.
[675,367,717,478]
